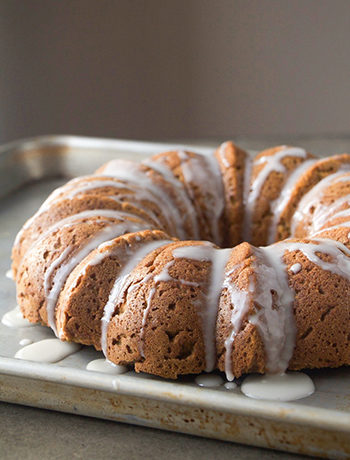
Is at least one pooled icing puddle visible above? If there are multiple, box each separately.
[193,374,238,392]
[224,381,237,390]
[86,358,127,375]
[193,371,315,401]
[2,306,37,328]
[240,372,315,401]
[195,374,224,387]
[15,338,81,363]
[19,338,33,346]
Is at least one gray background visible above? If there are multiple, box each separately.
[1,0,349,144]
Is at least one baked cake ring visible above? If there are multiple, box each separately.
[12,142,350,379]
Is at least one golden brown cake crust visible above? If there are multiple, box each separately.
[277,153,350,240]
[149,150,225,245]
[215,141,247,247]
[250,146,315,246]
[16,214,150,324]
[216,243,266,377]
[95,159,199,241]
[56,229,172,349]
[216,239,350,378]
[106,241,216,378]
[293,172,350,238]
[12,194,159,277]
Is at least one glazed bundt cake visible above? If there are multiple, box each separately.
[12,142,350,379]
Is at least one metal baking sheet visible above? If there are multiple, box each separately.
[1,135,350,458]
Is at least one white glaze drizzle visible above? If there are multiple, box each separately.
[153,261,176,283]
[322,204,350,223]
[12,177,86,248]
[136,237,339,379]
[223,239,301,380]
[312,220,350,236]
[240,238,350,376]
[13,184,67,246]
[64,176,164,227]
[17,175,137,234]
[45,219,151,336]
[55,241,123,339]
[2,306,37,328]
[15,338,81,363]
[250,245,296,374]
[66,178,128,198]
[139,286,157,358]
[309,194,350,235]
[5,269,13,280]
[223,264,253,381]
[138,258,204,358]
[12,162,176,247]
[279,238,350,279]
[244,147,307,242]
[100,239,172,355]
[143,157,200,239]
[290,263,302,274]
[44,246,73,312]
[14,208,150,260]
[171,244,231,372]
[29,176,121,212]
[132,257,203,357]
[19,338,33,346]
[202,151,226,239]
[22,174,164,234]
[218,141,231,168]
[100,159,188,239]
[137,243,230,367]
[306,172,350,233]
[291,168,350,236]
[177,151,224,245]
[267,158,316,244]
[332,174,350,183]
[19,211,119,278]
[55,237,142,329]
[54,208,147,225]
[241,372,315,401]
[86,358,128,374]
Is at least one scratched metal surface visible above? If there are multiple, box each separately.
[0,136,350,458]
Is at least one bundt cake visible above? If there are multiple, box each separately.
[12,142,350,380]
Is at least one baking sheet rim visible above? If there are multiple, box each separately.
[1,135,350,455]
[1,356,349,433]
